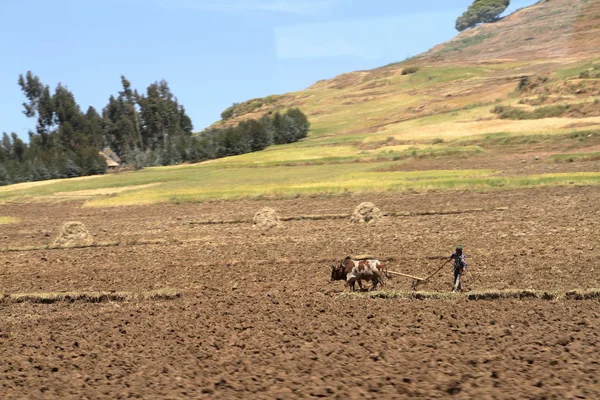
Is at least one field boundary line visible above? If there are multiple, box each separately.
[0,289,182,304]
[339,289,600,301]
[1,288,599,305]
[186,206,509,225]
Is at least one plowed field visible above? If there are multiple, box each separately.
[1,186,599,398]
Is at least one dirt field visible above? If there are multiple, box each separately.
[1,185,600,398]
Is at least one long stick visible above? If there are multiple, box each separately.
[386,270,426,281]
[424,259,450,281]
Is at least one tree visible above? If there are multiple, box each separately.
[456,0,510,32]
[84,106,105,149]
[0,164,11,186]
[271,112,285,144]
[11,133,26,162]
[118,76,144,150]
[138,80,192,153]
[53,83,88,152]
[285,108,309,141]
[241,119,271,152]
[2,133,12,159]
[18,72,55,149]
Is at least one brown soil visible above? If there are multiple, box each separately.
[1,185,600,398]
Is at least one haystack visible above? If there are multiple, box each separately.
[351,202,383,224]
[253,207,282,230]
[52,221,94,247]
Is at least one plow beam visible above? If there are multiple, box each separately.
[386,270,427,282]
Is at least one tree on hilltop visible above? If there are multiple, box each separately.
[456,0,510,32]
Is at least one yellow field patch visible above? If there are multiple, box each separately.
[0,216,21,225]
[0,180,59,193]
[370,116,600,142]
[209,145,360,165]
[0,175,104,194]
[53,183,162,198]
[367,145,417,153]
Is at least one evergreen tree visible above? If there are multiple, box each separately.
[84,106,105,149]
[53,83,88,152]
[11,133,26,162]
[456,0,510,31]
[280,115,300,144]
[118,76,144,150]
[138,79,193,156]
[102,95,129,155]
[18,72,55,149]
[285,108,310,140]
[0,164,11,186]
[1,133,12,160]
[271,112,285,144]
[64,158,82,178]
[241,119,271,151]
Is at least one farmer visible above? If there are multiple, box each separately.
[450,245,467,292]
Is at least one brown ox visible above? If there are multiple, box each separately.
[331,256,386,291]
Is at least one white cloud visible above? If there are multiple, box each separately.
[140,0,337,15]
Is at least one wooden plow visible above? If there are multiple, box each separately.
[386,260,450,290]
[348,254,451,290]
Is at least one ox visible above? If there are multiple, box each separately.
[331,256,387,292]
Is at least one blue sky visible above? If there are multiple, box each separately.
[0,0,536,139]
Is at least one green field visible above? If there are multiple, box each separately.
[3,53,600,207]
[2,153,600,207]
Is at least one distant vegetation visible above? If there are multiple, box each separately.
[456,0,510,32]
[220,96,280,121]
[492,101,600,120]
[438,33,496,54]
[0,72,309,186]
[1,72,194,186]
[579,65,600,79]
[194,108,310,160]
[401,66,420,75]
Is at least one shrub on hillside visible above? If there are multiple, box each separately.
[401,66,420,75]
[579,65,600,79]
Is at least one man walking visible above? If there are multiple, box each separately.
[450,245,468,292]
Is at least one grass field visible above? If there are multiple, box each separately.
[1,155,600,206]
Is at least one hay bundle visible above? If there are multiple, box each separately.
[253,207,282,230]
[351,202,383,224]
[52,221,93,247]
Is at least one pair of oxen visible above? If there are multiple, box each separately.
[330,256,388,292]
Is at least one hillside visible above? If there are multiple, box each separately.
[1,0,600,206]
[210,0,600,140]
[420,0,600,64]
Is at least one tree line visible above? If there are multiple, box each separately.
[195,108,309,160]
[0,72,310,186]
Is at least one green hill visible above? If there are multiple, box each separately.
[1,0,600,206]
